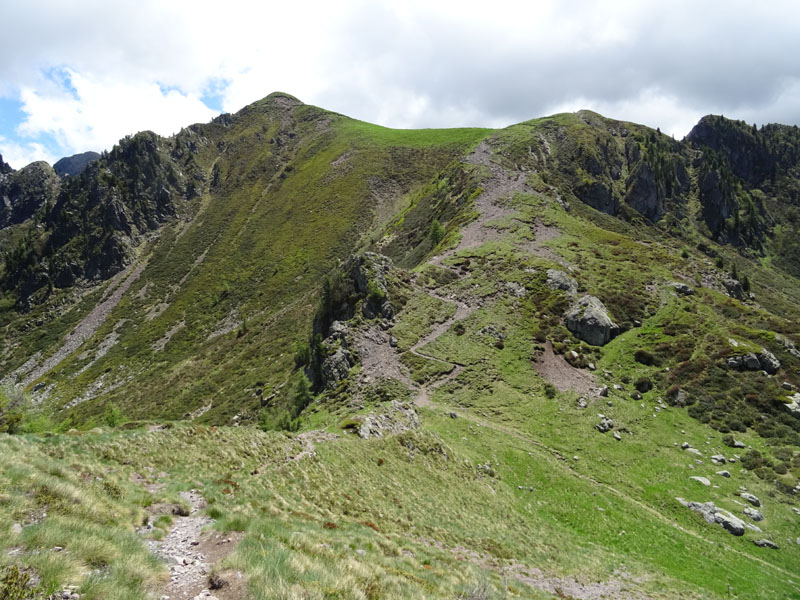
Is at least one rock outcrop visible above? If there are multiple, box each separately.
[0,160,61,227]
[565,295,619,346]
[676,498,746,536]
[669,282,695,296]
[345,252,395,320]
[546,269,578,295]
[726,349,780,374]
[358,401,419,439]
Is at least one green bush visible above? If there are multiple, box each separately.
[429,219,445,246]
[293,341,311,368]
[366,279,386,304]
[0,566,44,600]
[634,349,658,366]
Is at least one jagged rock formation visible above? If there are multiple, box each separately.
[0,161,61,227]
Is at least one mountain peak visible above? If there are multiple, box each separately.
[53,151,101,177]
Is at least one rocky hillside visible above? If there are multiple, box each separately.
[1,96,800,599]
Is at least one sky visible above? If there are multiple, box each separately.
[1,0,799,168]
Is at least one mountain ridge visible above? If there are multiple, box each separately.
[1,93,800,599]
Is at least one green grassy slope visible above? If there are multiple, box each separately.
[2,100,800,599]
[0,94,489,425]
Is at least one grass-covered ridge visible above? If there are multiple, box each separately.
[2,96,800,598]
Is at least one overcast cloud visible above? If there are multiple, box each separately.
[1,0,799,168]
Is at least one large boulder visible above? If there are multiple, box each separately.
[784,393,800,417]
[775,334,800,359]
[669,282,695,296]
[757,348,780,374]
[677,498,745,536]
[727,350,779,374]
[546,269,578,295]
[565,295,619,346]
[723,277,744,300]
[738,492,761,507]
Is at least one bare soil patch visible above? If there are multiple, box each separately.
[533,342,597,396]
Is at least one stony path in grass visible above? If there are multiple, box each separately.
[147,490,242,600]
[430,140,532,268]
[357,141,531,407]
[358,140,562,408]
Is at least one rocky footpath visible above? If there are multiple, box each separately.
[145,490,240,600]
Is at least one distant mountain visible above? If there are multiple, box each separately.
[53,150,101,177]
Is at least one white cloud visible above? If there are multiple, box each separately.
[1,0,800,167]
[16,70,216,156]
[0,136,58,169]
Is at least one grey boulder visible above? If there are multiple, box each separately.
[677,498,745,536]
[565,295,619,346]
[669,282,695,296]
[738,492,761,507]
[546,269,578,296]
[743,507,764,522]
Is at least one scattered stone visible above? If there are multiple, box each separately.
[389,336,398,348]
[564,295,620,346]
[686,448,703,456]
[743,507,764,521]
[613,431,622,441]
[782,382,796,391]
[681,441,690,449]
[358,401,419,439]
[738,492,761,507]
[448,412,458,419]
[711,454,726,464]
[576,397,588,409]
[669,282,695,296]
[630,391,642,400]
[613,384,623,391]
[690,476,711,486]
[595,417,614,433]
[11,522,22,535]
[776,334,800,359]
[716,470,731,478]
[792,507,800,516]
[598,385,609,397]
[753,539,779,549]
